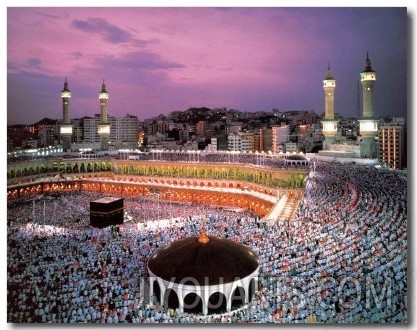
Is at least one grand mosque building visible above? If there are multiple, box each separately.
[6,54,407,324]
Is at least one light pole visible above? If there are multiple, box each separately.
[32,199,35,223]
[167,191,173,218]
[157,193,160,225]
[43,200,46,233]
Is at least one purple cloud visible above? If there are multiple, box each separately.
[26,58,42,68]
[7,7,408,125]
[71,18,135,44]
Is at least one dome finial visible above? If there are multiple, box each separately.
[325,62,333,79]
[365,52,372,70]
[101,79,107,92]
[198,216,209,244]
[62,77,70,92]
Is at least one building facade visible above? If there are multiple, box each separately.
[379,118,406,169]
[111,114,140,149]
[272,125,289,154]
[227,133,242,151]
[260,128,272,153]
[241,131,255,152]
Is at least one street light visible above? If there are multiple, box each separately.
[165,190,174,218]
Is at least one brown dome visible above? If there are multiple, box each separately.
[147,235,259,286]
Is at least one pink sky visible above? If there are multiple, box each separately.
[7,7,407,124]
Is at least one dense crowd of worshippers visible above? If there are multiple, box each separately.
[122,150,310,169]
[7,161,407,323]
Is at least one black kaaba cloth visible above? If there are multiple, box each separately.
[90,197,124,228]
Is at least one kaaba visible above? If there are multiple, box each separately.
[90,197,124,228]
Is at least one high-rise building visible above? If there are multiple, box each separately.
[60,78,73,151]
[359,53,379,158]
[321,65,338,150]
[272,125,289,153]
[80,114,140,150]
[196,121,207,137]
[253,129,261,152]
[71,118,84,143]
[259,128,272,153]
[379,118,406,169]
[40,126,57,148]
[241,131,254,152]
[148,120,169,135]
[111,114,140,149]
[83,116,99,144]
[227,133,242,151]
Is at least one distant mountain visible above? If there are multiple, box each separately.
[187,107,211,113]
[32,117,57,126]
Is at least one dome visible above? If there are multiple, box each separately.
[148,235,259,286]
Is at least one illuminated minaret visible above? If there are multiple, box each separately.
[359,53,378,158]
[321,64,338,150]
[60,78,73,151]
[97,80,110,151]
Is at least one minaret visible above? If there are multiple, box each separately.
[97,80,110,151]
[60,78,73,151]
[359,53,378,158]
[321,64,338,150]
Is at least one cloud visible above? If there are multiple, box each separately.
[71,17,135,44]
[84,50,186,86]
[26,58,42,68]
[71,52,83,59]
